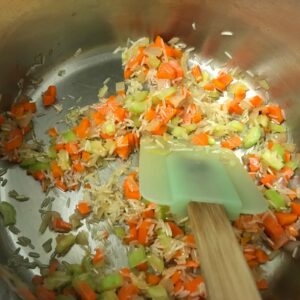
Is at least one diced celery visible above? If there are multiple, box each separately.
[96,273,123,292]
[269,122,286,133]
[102,121,116,135]
[156,87,177,100]
[27,162,50,171]
[227,82,248,95]
[82,256,93,272]
[264,189,285,210]
[43,271,72,289]
[243,126,261,148]
[213,125,228,137]
[228,120,244,132]
[208,90,221,100]
[172,126,188,139]
[148,285,169,300]
[114,226,125,238]
[57,149,70,171]
[128,101,148,114]
[76,231,89,246]
[155,205,169,220]
[55,234,76,256]
[133,91,149,102]
[85,140,107,156]
[158,234,172,250]
[128,246,147,268]
[72,273,96,290]
[208,136,216,145]
[147,254,164,273]
[148,55,161,69]
[130,115,142,127]
[48,147,57,159]
[201,71,210,82]
[0,202,16,226]
[98,291,118,300]
[67,264,82,276]
[62,130,77,142]
[182,124,197,133]
[286,160,298,170]
[171,116,181,126]
[261,149,284,171]
[257,115,269,128]
[20,158,36,168]
[272,144,285,158]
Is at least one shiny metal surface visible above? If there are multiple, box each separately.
[0,0,300,299]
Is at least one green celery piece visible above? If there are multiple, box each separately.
[155,205,169,220]
[158,234,172,251]
[156,87,177,100]
[243,126,261,148]
[20,158,36,168]
[128,246,147,268]
[102,121,116,135]
[208,90,221,100]
[147,254,164,273]
[172,126,188,139]
[0,202,16,226]
[43,271,72,289]
[96,273,123,292]
[27,162,50,171]
[67,263,82,276]
[257,115,269,128]
[148,285,169,300]
[114,226,125,238]
[269,122,286,133]
[272,144,285,158]
[264,189,285,210]
[228,120,244,132]
[82,256,93,272]
[208,136,216,145]
[48,147,57,159]
[133,91,149,102]
[57,149,70,171]
[182,124,197,133]
[286,160,299,170]
[148,56,161,69]
[261,149,284,171]
[98,291,118,300]
[55,234,76,256]
[62,130,77,142]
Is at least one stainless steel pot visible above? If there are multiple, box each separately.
[0,1,300,299]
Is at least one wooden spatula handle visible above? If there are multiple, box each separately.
[188,202,261,300]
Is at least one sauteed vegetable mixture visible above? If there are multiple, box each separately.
[0,36,299,299]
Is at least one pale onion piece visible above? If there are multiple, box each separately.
[144,46,163,57]
[221,31,234,36]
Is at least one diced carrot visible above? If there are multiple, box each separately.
[159,104,177,123]
[221,135,242,150]
[10,103,25,118]
[47,127,58,138]
[234,86,246,101]
[256,279,268,290]
[73,162,85,173]
[47,85,57,97]
[35,286,56,300]
[55,179,67,192]
[146,273,161,285]
[212,72,233,91]
[255,249,268,263]
[51,161,63,178]
[228,99,244,115]
[118,284,138,300]
[70,153,80,161]
[168,59,184,78]
[203,82,215,91]
[127,47,145,69]
[43,86,57,107]
[157,62,177,80]
[244,252,257,261]
[248,259,259,269]
[192,112,202,123]
[92,109,106,125]
[250,95,263,107]
[74,118,90,139]
[263,105,284,124]
[280,166,294,180]
[138,219,154,245]
[291,202,300,216]
[146,119,167,136]
[23,101,37,113]
[144,108,156,121]
[48,259,59,275]
[267,140,274,150]
[32,275,44,286]
[154,35,165,48]
[119,268,131,278]
[81,151,91,161]
[75,281,97,300]
[4,128,23,151]
[191,65,203,83]
[191,133,209,146]
[184,234,196,247]
[142,208,155,219]
[260,174,276,186]
[275,212,298,226]
[166,221,183,237]
[114,106,128,122]
[64,142,78,155]
[123,172,141,200]
[262,213,289,249]
[184,276,204,293]
[92,248,104,265]
[124,67,133,80]
[54,143,65,151]
[182,104,201,124]
[248,154,260,172]
[284,151,291,163]
[165,45,183,58]
[171,270,182,285]
[115,135,131,160]
[185,260,200,268]
[136,261,148,271]
[174,280,184,293]
[125,225,138,243]
[76,202,91,216]
[51,217,72,233]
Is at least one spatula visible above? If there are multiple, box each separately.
[139,136,268,300]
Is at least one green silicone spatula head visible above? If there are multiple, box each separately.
[139,136,267,220]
